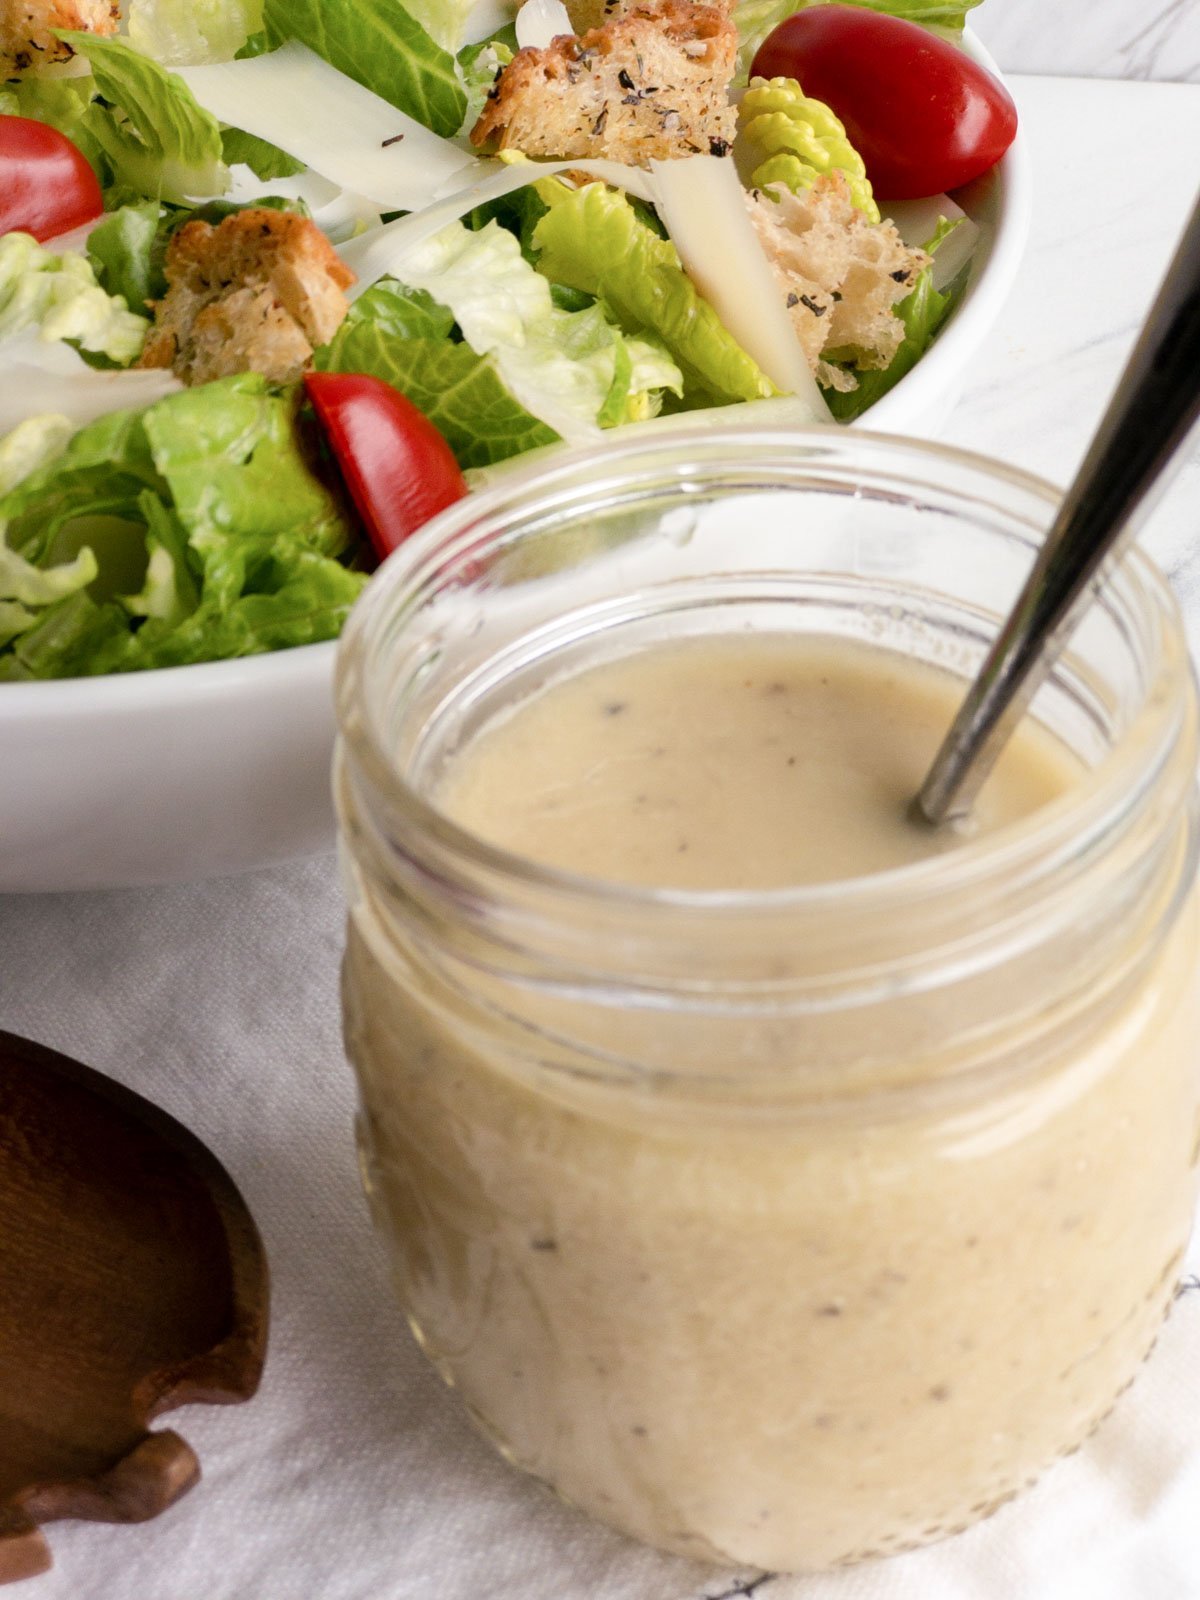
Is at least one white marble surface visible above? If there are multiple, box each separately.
[975,0,1200,83]
[2,73,1200,1600]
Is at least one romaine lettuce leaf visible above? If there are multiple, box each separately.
[0,415,73,498]
[0,233,149,366]
[406,0,482,53]
[0,375,366,678]
[126,0,264,65]
[532,183,774,406]
[739,78,878,219]
[261,0,466,138]
[315,274,564,465]
[142,374,352,606]
[460,37,514,130]
[220,126,305,180]
[383,219,682,441]
[55,31,230,201]
[85,202,167,315]
[323,277,457,345]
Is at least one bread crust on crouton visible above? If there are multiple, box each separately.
[747,174,931,388]
[138,209,355,389]
[472,0,738,164]
[565,0,730,30]
[2,0,118,78]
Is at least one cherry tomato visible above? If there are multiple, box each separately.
[0,115,103,242]
[304,372,468,564]
[750,6,1018,200]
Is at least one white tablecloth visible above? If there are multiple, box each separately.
[3,74,1200,1600]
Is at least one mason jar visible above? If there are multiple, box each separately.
[335,429,1200,1572]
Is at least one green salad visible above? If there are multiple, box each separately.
[0,0,993,679]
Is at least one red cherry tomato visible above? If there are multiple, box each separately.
[0,115,104,241]
[305,372,468,564]
[750,6,1018,200]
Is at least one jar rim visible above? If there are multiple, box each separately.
[336,425,1191,927]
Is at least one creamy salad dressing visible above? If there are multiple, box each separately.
[342,631,1200,1571]
[435,634,1078,887]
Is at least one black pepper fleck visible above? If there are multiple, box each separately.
[709,136,730,157]
[618,67,636,90]
[929,1383,952,1403]
[604,701,627,716]
[530,1237,558,1251]
[798,293,826,317]
[381,133,405,148]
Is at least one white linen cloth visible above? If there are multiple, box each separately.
[2,74,1200,1600]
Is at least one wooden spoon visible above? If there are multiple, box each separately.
[0,1031,268,1584]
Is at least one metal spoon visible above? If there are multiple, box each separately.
[915,191,1200,827]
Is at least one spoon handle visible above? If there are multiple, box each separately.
[917,190,1200,826]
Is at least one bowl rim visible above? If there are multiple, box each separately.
[0,29,1029,714]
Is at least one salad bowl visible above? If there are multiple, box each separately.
[0,31,1029,894]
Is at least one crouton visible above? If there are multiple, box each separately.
[471,0,738,164]
[746,173,931,388]
[137,209,355,389]
[565,0,731,29]
[2,0,118,77]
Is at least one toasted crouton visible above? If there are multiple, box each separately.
[471,0,738,164]
[746,174,931,388]
[565,0,730,29]
[1,0,118,77]
[137,209,355,389]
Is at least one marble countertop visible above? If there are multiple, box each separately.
[2,72,1200,1600]
[976,0,1200,84]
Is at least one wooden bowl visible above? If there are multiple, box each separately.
[0,1032,268,1583]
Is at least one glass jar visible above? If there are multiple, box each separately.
[335,429,1200,1573]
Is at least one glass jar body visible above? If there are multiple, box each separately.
[336,430,1200,1571]
[343,898,1200,1570]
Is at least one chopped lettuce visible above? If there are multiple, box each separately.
[55,31,230,201]
[0,376,365,680]
[739,77,878,220]
[0,234,149,366]
[126,0,264,65]
[261,0,467,138]
[0,415,74,498]
[405,0,483,53]
[221,126,305,180]
[320,331,562,469]
[732,0,983,76]
[459,36,514,130]
[380,219,682,442]
[86,202,167,315]
[532,182,775,406]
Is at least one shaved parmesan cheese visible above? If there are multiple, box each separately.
[515,0,573,48]
[225,166,383,242]
[0,337,182,436]
[176,43,479,212]
[649,155,831,423]
[464,0,517,43]
[883,194,980,291]
[338,157,657,297]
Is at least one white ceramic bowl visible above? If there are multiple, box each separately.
[0,38,1031,893]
